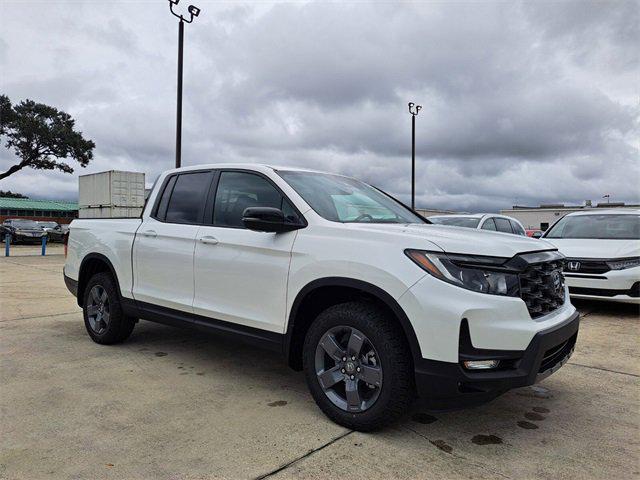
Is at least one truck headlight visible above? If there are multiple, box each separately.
[606,257,640,270]
[405,250,520,296]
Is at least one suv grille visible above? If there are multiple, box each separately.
[519,260,565,319]
[564,258,609,274]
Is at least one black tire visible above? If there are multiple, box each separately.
[83,272,135,345]
[303,301,414,431]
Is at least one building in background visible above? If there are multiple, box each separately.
[501,202,640,231]
[0,198,78,224]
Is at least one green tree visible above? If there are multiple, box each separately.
[0,190,28,198]
[0,95,95,180]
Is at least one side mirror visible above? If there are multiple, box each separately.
[242,207,302,233]
[532,231,543,239]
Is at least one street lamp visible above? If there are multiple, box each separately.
[408,102,422,210]
[168,0,201,169]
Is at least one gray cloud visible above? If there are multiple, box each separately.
[0,0,638,212]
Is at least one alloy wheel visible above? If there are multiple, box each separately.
[314,326,383,412]
[86,285,110,334]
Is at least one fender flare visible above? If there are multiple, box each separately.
[284,277,423,363]
[77,253,123,306]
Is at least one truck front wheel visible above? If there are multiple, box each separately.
[82,272,135,345]
[303,301,414,431]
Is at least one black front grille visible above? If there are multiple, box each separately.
[564,258,610,274]
[519,260,565,319]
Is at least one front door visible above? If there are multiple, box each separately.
[193,170,302,333]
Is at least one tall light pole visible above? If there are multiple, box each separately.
[168,0,201,169]
[408,102,422,210]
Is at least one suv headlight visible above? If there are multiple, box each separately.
[405,250,520,296]
[606,257,640,270]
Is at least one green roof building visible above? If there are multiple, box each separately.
[0,197,78,224]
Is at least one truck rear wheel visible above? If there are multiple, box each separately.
[83,272,135,345]
[303,301,414,431]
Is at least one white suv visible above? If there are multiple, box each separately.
[543,209,640,304]
[64,164,579,430]
[429,213,527,236]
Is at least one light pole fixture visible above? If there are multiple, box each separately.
[408,102,422,210]
[168,0,201,169]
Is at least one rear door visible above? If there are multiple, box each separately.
[192,170,303,333]
[133,170,214,312]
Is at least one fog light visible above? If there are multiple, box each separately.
[463,360,500,370]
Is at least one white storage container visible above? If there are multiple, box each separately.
[79,206,143,219]
[78,171,145,218]
[79,171,145,209]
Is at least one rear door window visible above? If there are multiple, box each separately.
[154,175,177,221]
[164,172,213,224]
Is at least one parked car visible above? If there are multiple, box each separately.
[2,219,46,244]
[37,221,68,242]
[64,164,579,431]
[543,209,640,304]
[526,229,544,238]
[429,213,527,236]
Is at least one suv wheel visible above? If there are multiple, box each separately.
[83,272,136,344]
[303,301,414,431]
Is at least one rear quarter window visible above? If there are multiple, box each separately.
[494,217,514,233]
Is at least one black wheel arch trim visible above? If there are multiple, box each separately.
[284,277,423,365]
[77,253,123,307]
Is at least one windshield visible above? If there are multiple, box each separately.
[545,214,640,240]
[277,171,425,224]
[429,216,480,228]
[10,220,40,229]
[38,222,58,228]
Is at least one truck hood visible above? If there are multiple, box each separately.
[542,238,640,259]
[347,223,556,258]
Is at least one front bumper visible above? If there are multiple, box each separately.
[414,310,579,409]
[565,268,640,304]
[13,232,45,243]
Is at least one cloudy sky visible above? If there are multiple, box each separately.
[0,0,638,212]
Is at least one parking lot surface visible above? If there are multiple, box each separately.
[1,251,638,479]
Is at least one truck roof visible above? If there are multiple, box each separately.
[162,163,331,176]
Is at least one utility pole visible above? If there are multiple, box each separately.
[408,102,422,210]
[168,0,201,169]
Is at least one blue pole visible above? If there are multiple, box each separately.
[5,234,10,257]
[42,235,47,256]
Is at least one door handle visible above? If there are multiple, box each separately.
[199,236,219,245]
[141,230,157,238]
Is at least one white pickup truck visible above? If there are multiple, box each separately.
[64,164,579,431]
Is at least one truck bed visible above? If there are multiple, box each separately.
[65,218,143,300]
